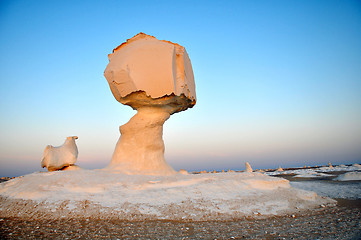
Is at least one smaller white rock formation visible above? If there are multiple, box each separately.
[328,162,333,168]
[179,169,188,175]
[352,163,361,169]
[41,136,79,171]
[245,162,253,172]
[335,172,361,181]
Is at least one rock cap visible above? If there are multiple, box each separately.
[104,33,196,114]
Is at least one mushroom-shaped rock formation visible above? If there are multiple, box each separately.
[104,33,196,175]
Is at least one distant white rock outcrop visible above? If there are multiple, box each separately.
[179,169,189,175]
[245,162,253,172]
[41,136,79,171]
[335,172,361,181]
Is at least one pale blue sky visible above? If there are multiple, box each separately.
[1,0,361,176]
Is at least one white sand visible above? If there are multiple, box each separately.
[0,170,334,220]
[335,172,361,181]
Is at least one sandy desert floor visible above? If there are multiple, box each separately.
[1,201,360,240]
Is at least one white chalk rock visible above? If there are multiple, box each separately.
[41,136,78,171]
[245,162,253,173]
[335,172,361,181]
[179,169,189,175]
[104,33,196,175]
[108,107,177,175]
[104,32,196,114]
[352,163,361,169]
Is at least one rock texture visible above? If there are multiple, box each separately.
[104,32,196,113]
[104,33,196,175]
[246,162,253,173]
[41,136,78,171]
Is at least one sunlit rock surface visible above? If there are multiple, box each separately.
[104,32,196,105]
[245,162,253,173]
[179,169,189,175]
[0,171,335,220]
[104,33,196,175]
[41,136,78,171]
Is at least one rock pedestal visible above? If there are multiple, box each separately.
[109,107,176,175]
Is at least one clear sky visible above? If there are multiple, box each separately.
[1,0,360,176]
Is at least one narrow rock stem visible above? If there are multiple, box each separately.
[108,107,176,175]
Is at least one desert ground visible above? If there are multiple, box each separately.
[1,202,360,239]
